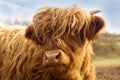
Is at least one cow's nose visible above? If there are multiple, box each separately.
[44,50,62,63]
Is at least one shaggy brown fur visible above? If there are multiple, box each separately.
[0,6,105,80]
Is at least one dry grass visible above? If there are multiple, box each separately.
[96,66,120,80]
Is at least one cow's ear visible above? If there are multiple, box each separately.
[87,16,105,40]
[25,24,34,40]
[25,25,43,45]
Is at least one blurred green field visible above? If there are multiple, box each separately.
[92,32,120,60]
[93,33,120,59]
[93,58,120,67]
[92,33,120,67]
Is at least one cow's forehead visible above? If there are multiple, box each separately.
[32,7,92,43]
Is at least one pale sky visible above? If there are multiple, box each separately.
[0,0,120,33]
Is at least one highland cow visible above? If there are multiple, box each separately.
[0,6,105,80]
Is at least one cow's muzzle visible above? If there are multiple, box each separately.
[43,50,70,67]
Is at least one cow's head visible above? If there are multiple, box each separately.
[25,6,105,78]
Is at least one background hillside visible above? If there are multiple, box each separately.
[93,33,120,59]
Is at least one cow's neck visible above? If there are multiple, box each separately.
[48,70,82,80]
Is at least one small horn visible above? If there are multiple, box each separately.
[90,10,101,15]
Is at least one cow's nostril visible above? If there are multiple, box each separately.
[55,52,61,59]
[44,50,63,63]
